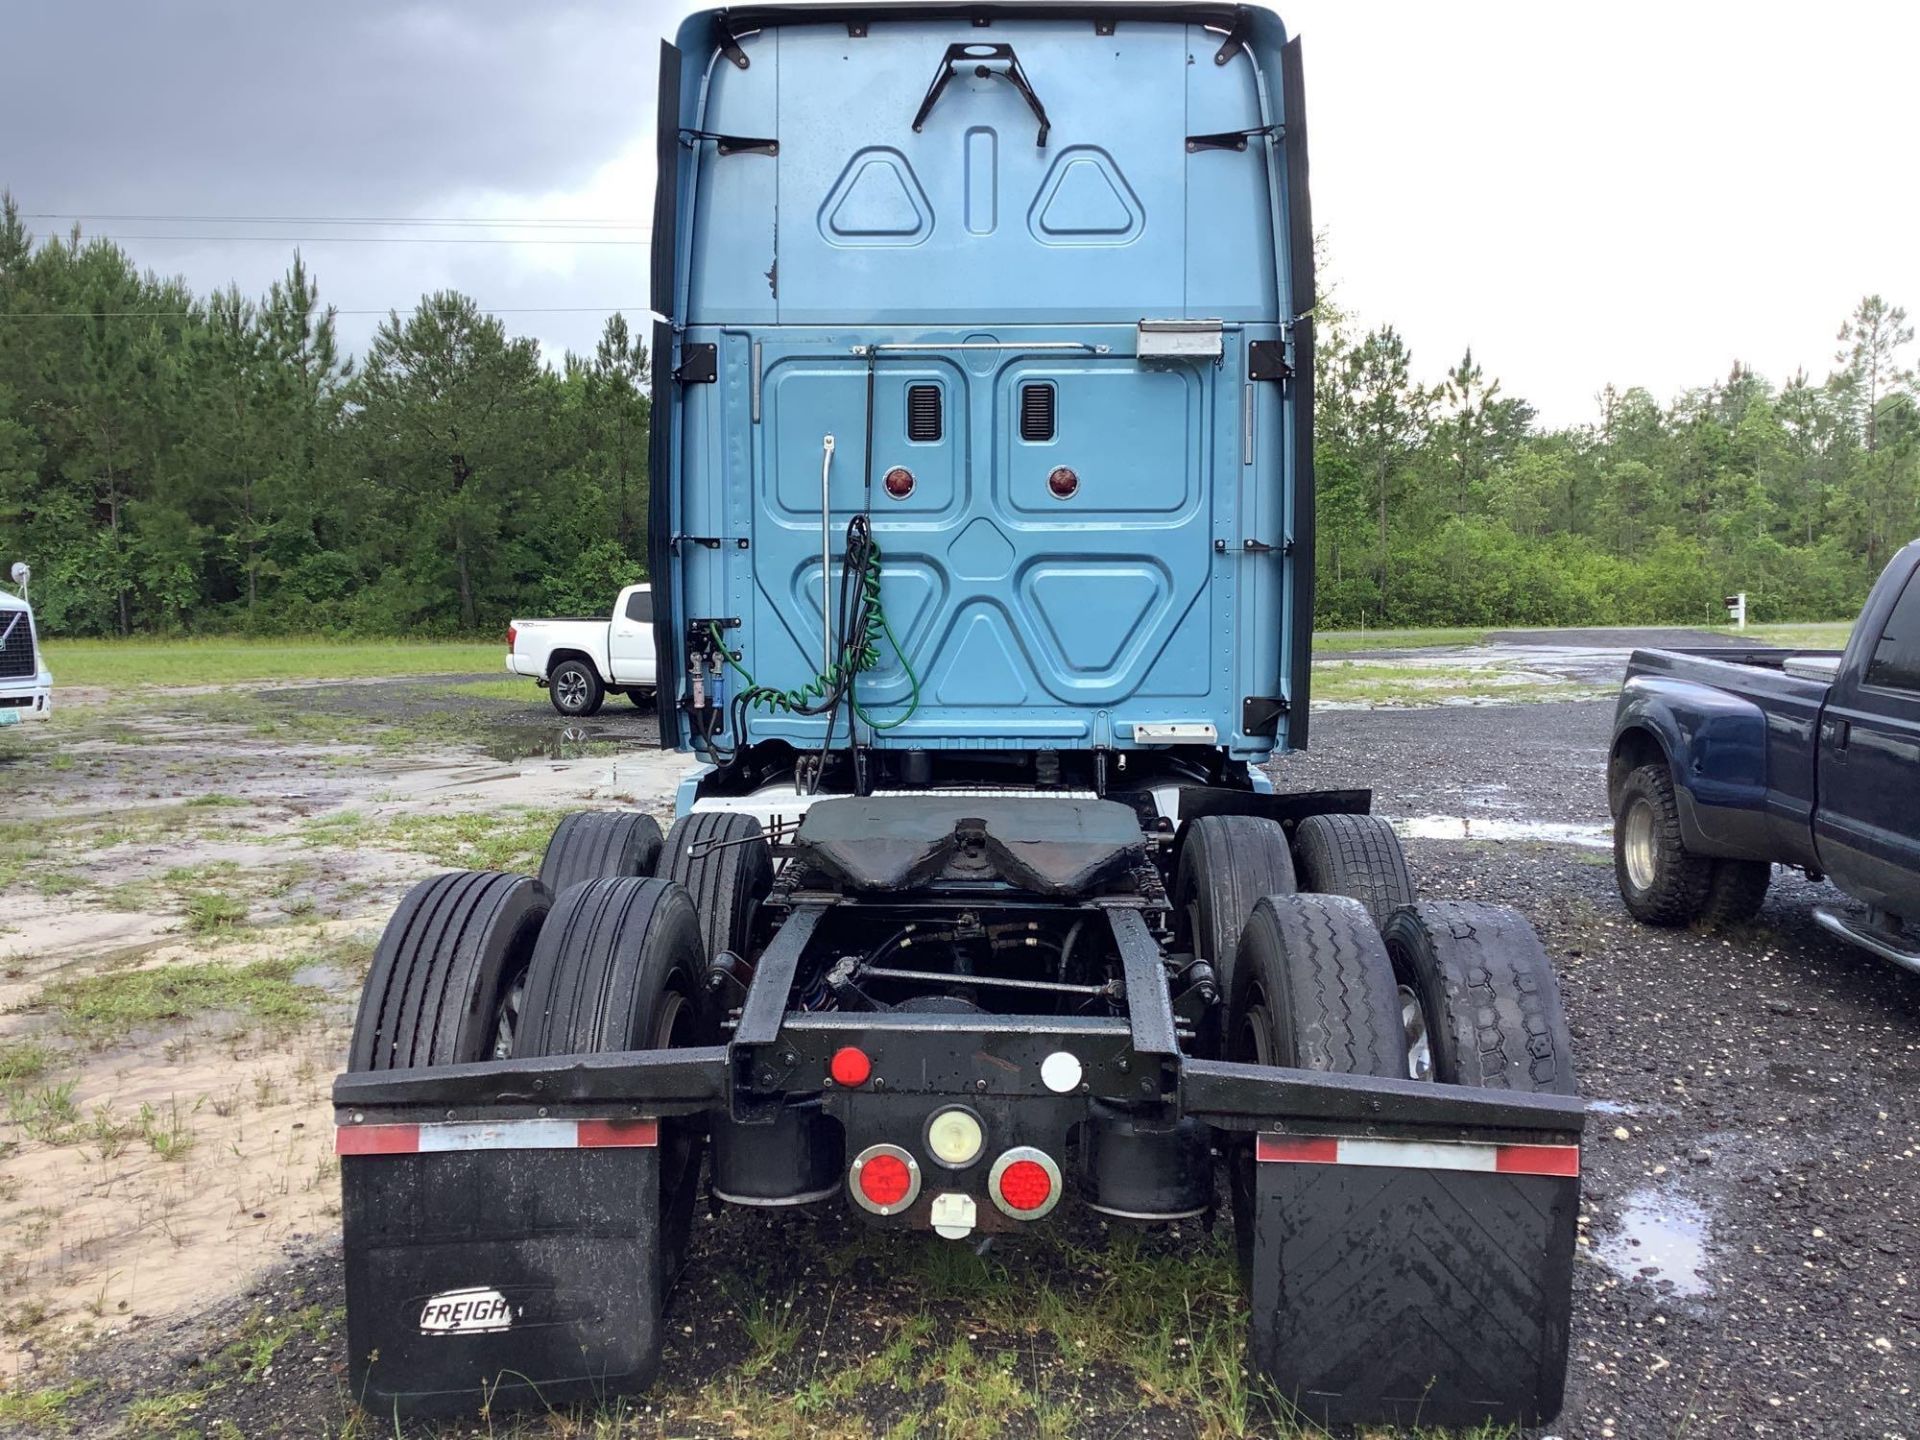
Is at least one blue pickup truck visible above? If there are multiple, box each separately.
[1609,538,1920,970]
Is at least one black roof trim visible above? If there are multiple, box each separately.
[716,4,1247,36]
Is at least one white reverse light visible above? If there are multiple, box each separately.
[925,1106,986,1168]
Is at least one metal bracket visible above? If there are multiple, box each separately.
[1242,695,1289,737]
[846,19,868,36]
[675,343,717,384]
[1213,537,1289,555]
[913,41,1051,147]
[1094,17,1116,35]
[1186,123,1277,153]
[680,129,778,157]
[1248,339,1292,382]
[1211,10,1252,65]
[717,21,754,69]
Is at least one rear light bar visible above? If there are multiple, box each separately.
[1256,1133,1580,1178]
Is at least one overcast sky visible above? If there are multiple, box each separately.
[4,1,1913,427]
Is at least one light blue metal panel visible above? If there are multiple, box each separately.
[772,21,1189,325]
[666,6,1304,762]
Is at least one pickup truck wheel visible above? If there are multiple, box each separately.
[662,812,773,962]
[549,658,605,717]
[1173,815,1296,1056]
[518,877,714,1282]
[1614,763,1712,924]
[629,689,656,710]
[1382,901,1578,1093]
[347,870,551,1071]
[539,811,664,896]
[1227,894,1403,1276]
[1703,859,1771,926]
[1292,813,1416,929]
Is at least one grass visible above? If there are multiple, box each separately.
[1312,626,1489,654]
[0,1037,56,1088]
[300,805,564,874]
[0,1380,96,1430]
[449,676,542,702]
[40,637,501,689]
[1312,659,1604,708]
[34,956,323,1042]
[1717,619,1855,649]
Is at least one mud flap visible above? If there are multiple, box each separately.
[341,1142,662,1419]
[1248,1134,1578,1428]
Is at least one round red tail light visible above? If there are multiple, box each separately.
[988,1146,1063,1219]
[829,1046,872,1087]
[884,465,915,499]
[849,1143,921,1215]
[998,1160,1052,1212]
[1047,466,1079,500]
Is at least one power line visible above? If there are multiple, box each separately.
[0,304,650,321]
[68,234,651,246]
[21,212,648,229]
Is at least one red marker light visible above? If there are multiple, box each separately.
[829,1046,872,1087]
[1047,466,1079,500]
[998,1159,1053,1213]
[857,1152,913,1208]
[884,466,915,499]
[506,622,518,651]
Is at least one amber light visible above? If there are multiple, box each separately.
[884,466,915,499]
[1047,466,1079,499]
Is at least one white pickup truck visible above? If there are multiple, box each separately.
[506,583,657,716]
[0,564,52,726]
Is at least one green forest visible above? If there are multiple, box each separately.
[1,192,1915,637]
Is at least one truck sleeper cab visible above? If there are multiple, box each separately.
[334,6,1585,1429]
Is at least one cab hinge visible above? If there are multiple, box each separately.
[1242,695,1289,737]
[1248,340,1292,382]
[675,344,717,384]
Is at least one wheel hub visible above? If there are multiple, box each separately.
[1622,798,1658,891]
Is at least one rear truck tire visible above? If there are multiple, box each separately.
[520,880,715,1353]
[1227,895,1402,1274]
[341,877,696,1418]
[629,688,656,709]
[1382,900,1577,1093]
[1703,858,1771,926]
[1234,894,1580,1429]
[661,811,773,962]
[538,810,664,897]
[347,870,550,1070]
[1292,813,1415,929]
[1613,762,1713,925]
[548,657,604,717]
[1172,814,1296,1055]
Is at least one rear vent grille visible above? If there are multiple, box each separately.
[907,384,943,442]
[1020,383,1055,442]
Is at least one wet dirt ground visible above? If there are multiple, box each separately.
[4,665,1917,1438]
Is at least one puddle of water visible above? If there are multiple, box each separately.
[480,725,625,762]
[1394,815,1611,848]
[1593,1188,1713,1297]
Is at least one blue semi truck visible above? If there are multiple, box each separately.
[334,5,1585,1427]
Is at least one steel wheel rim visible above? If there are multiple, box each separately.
[555,670,588,710]
[652,986,691,1051]
[1241,986,1275,1068]
[1399,983,1433,1082]
[1622,799,1658,891]
[491,970,527,1061]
